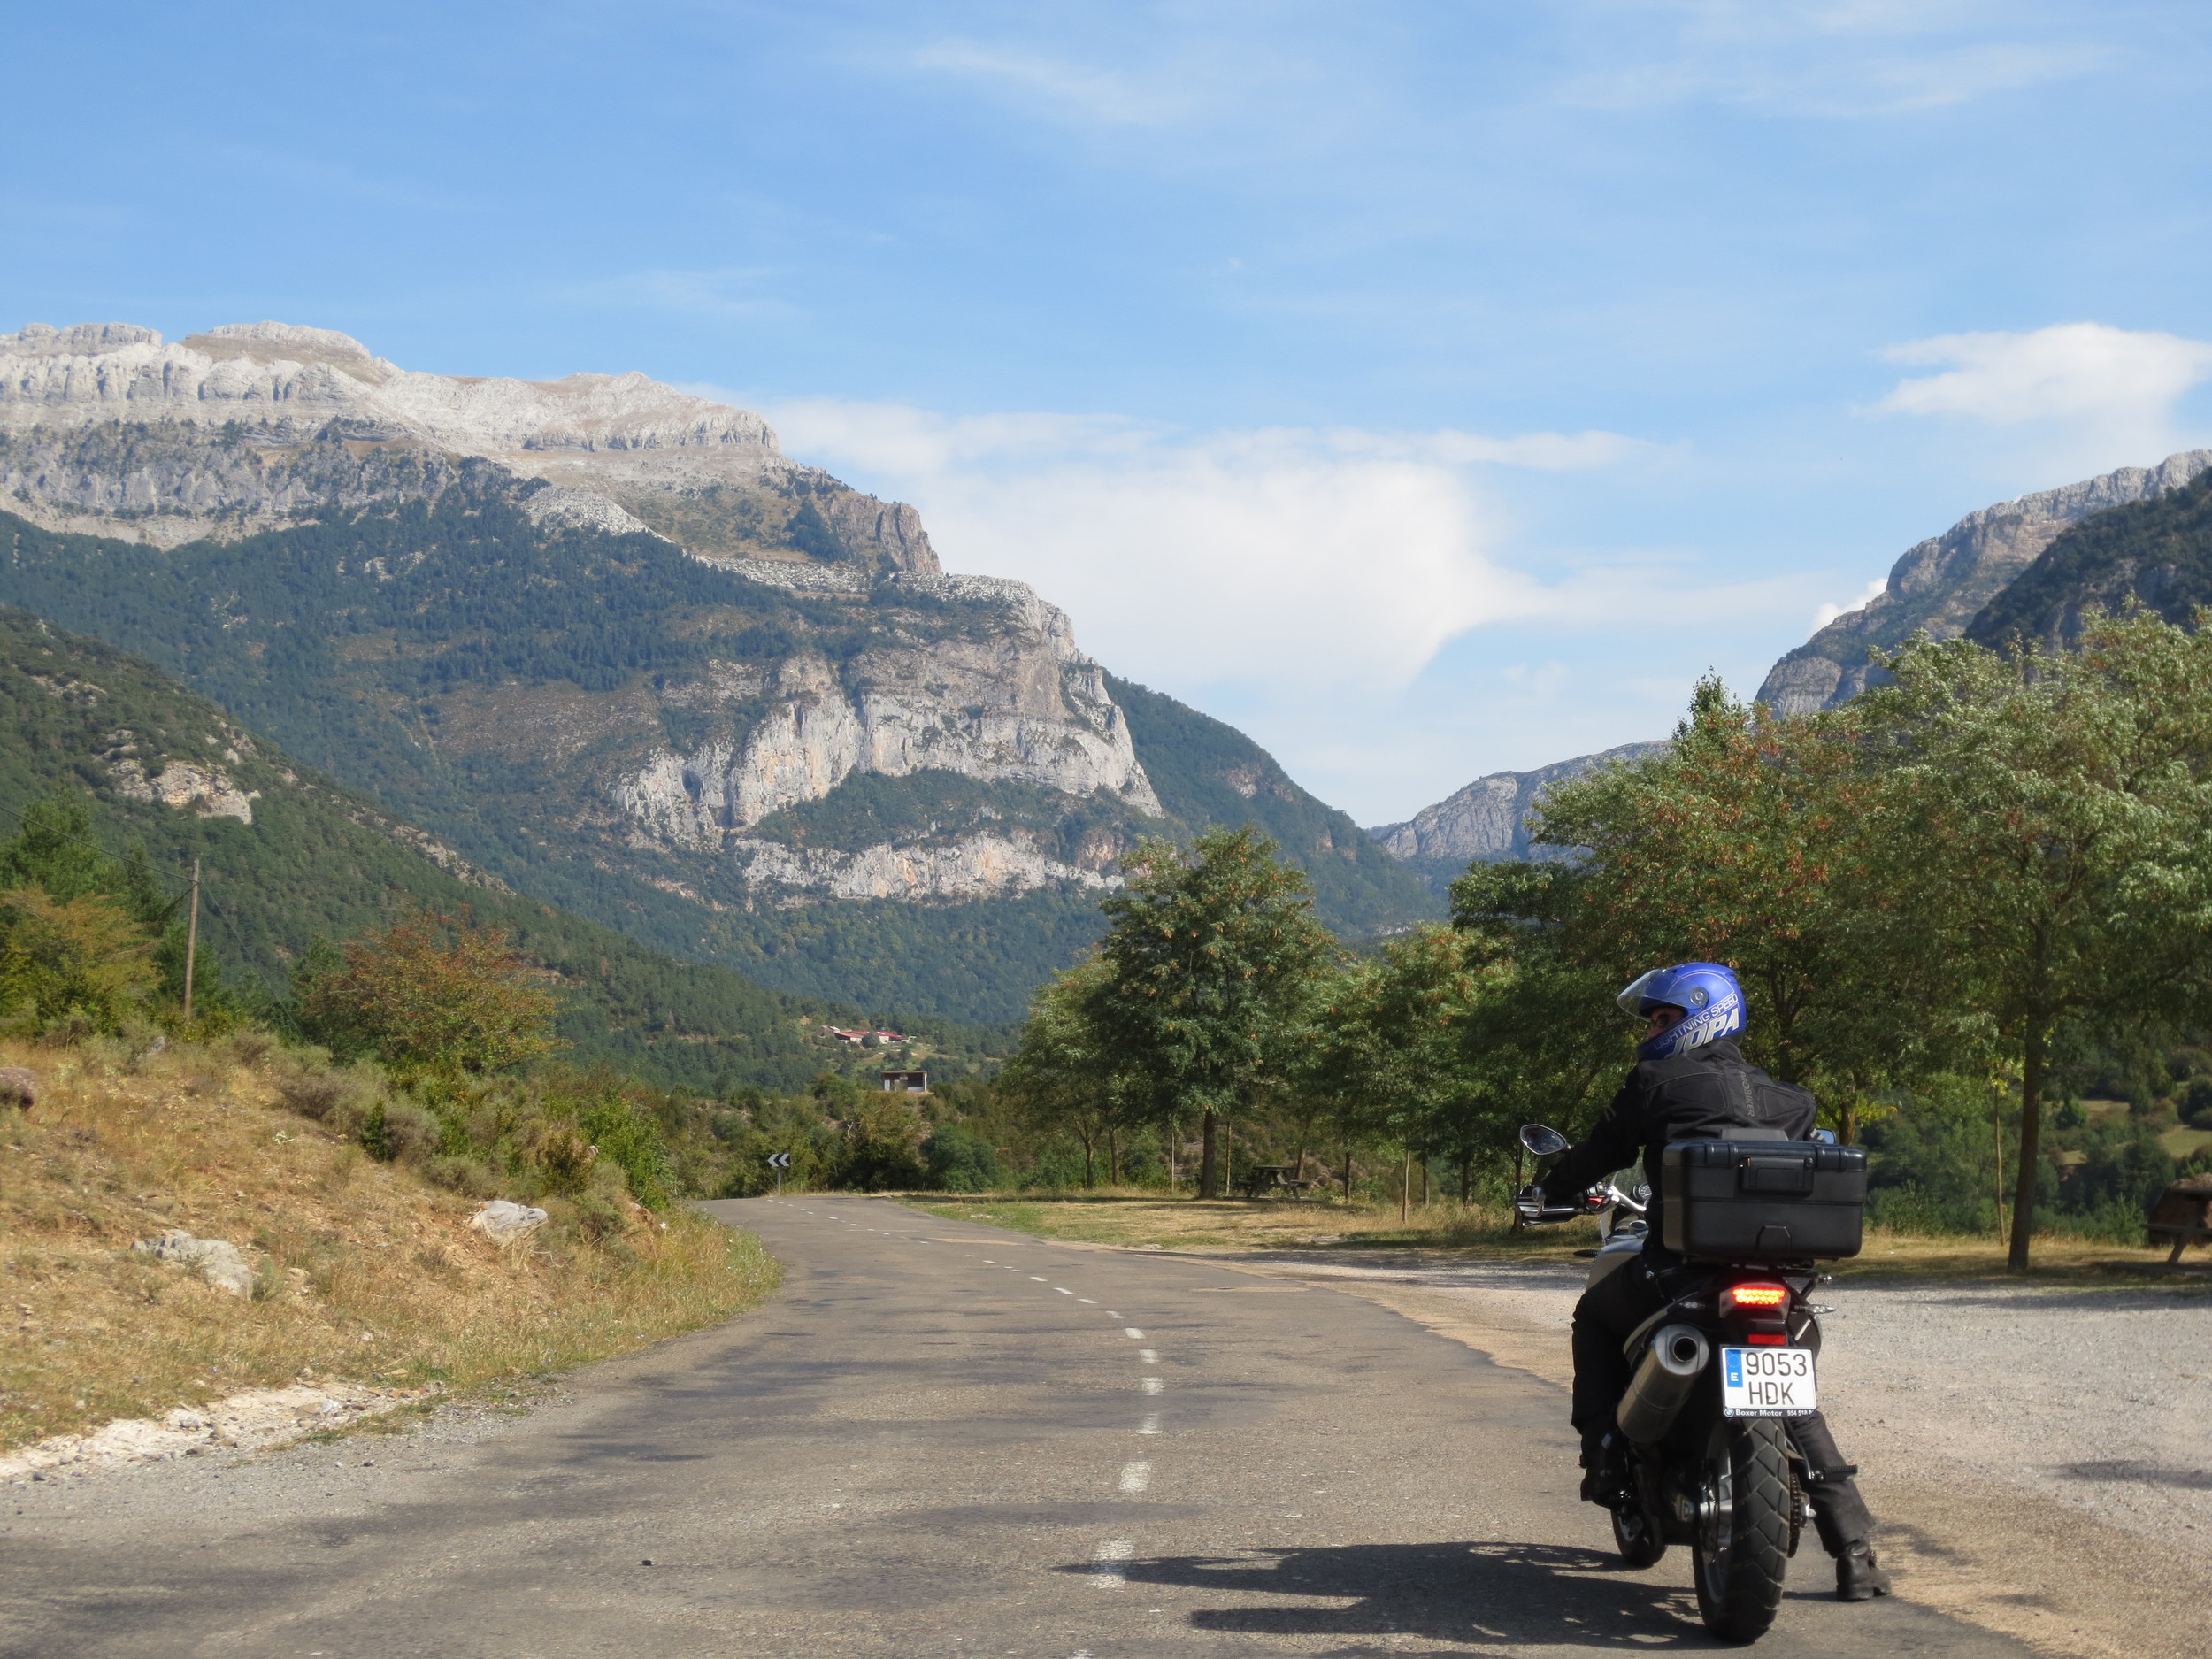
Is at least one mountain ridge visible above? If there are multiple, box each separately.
[0,319,1437,1024]
[1755,448,2212,713]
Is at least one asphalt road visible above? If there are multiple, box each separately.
[0,1195,2034,1658]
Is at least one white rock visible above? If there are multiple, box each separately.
[522,487,662,540]
[107,758,258,824]
[469,1200,549,1245]
[131,1230,255,1296]
[611,588,1160,849]
[0,1382,414,1482]
[732,833,1119,902]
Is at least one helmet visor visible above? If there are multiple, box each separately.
[1616,969,1671,1019]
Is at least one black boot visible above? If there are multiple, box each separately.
[1835,1540,1892,1601]
[1578,1432,1629,1505]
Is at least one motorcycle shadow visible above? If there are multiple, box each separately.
[1085,1538,1742,1648]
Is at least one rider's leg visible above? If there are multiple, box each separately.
[1787,1412,1892,1600]
[1571,1260,1668,1497]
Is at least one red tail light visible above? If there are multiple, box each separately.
[1720,1282,1788,1315]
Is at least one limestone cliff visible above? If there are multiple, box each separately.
[612,595,1158,855]
[1756,449,2212,713]
[0,319,935,575]
[1367,741,1669,890]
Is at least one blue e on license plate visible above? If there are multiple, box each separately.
[1720,1347,1817,1417]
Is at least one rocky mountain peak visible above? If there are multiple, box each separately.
[0,319,935,575]
[1757,448,2212,713]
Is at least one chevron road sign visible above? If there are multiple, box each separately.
[766,1150,792,1193]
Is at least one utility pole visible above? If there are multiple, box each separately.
[181,858,202,1025]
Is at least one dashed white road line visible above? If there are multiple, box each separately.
[1137,1413,1162,1435]
[1123,1328,1144,1340]
[1118,1461,1152,1494]
[1090,1540,1133,1587]
[1140,1376,1164,1396]
[1138,1349,1157,1364]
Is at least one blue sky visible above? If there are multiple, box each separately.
[9,1,2212,822]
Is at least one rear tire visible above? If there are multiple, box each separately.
[1692,1417,1790,1642]
[1611,1501,1667,1568]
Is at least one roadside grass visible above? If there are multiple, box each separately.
[897,1190,2201,1286]
[0,1039,780,1455]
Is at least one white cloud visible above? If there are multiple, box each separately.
[1561,1,2110,118]
[772,407,1547,700]
[1812,575,1886,630]
[910,40,1200,127]
[556,269,796,322]
[742,396,1818,724]
[1873,322,2212,477]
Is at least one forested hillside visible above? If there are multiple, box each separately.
[1106,674,1442,932]
[1968,467,2212,649]
[0,495,1438,1025]
[0,608,977,1090]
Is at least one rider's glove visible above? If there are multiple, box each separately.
[1513,1185,1548,1223]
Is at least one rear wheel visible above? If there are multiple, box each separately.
[1692,1417,1790,1642]
[1611,1500,1667,1568]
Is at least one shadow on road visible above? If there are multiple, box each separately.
[1067,1538,1786,1649]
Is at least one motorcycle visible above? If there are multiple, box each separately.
[1515,1122,1837,1644]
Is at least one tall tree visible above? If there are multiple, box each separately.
[1853,612,2212,1268]
[997,956,1133,1188]
[1529,678,1916,1125]
[1090,828,1334,1198]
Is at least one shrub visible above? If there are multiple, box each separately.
[298,909,560,1078]
[926,1123,1003,1193]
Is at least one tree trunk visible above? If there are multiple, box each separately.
[1340,1141,1354,1205]
[1080,1126,1096,1188]
[1400,1149,1410,1225]
[1199,1110,1220,1199]
[1107,1125,1119,1186]
[2008,1021,2048,1271]
[1418,1158,1428,1208]
[1460,1155,1472,1204]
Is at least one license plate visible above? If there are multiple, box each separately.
[1720,1347,1817,1417]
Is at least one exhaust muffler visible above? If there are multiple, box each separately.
[1616,1323,1710,1445]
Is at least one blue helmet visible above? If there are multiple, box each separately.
[1617,962,1745,1061]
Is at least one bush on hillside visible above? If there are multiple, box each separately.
[297,908,562,1079]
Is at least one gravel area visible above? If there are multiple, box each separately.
[1212,1249,2212,1659]
[1241,1254,2212,1556]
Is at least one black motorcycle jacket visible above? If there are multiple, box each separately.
[1540,1037,1816,1244]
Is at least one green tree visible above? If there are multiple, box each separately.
[1529,678,1916,1134]
[1087,827,1334,1198]
[997,956,1134,1187]
[0,887,158,1030]
[1852,612,2212,1269]
[300,908,564,1078]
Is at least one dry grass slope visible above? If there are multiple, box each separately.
[0,1041,779,1454]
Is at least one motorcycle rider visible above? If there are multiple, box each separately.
[1528,961,1893,1602]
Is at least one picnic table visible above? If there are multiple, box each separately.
[1237,1164,1321,1200]
[2148,1176,2212,1263]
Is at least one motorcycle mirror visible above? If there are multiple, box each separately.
[1810,1128,1839,1146]
[1519,1123,1570,1157]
